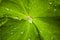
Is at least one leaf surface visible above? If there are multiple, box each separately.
[0,0,60,40]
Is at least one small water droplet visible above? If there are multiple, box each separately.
[5,15,8,17]
[32,2,34,4]
[21,31,24,34]
[29,8,31,10]
[51,37,54,40]
[19,19,22,20]
[54,9,56,11]
[49,2,52,5]
[48,7,50,9]
[6,8,10,10]
[14,28,17,29]
[40,31,42,32]
[10,32,13,34]
[28,38,31,40]
[55,5,57,6]
[14,17,19,19]
[58,3,60,4]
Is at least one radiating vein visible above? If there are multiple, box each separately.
[19,0,28,15]
[23,21,30,40]
[0,18,8,27]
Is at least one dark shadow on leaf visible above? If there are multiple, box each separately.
[32,22,44,40]
[36,16,60,27]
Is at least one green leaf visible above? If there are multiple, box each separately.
[1,18,41,40]
[0,0,60,40]
[0,0,1,3]
[33,17,60,40]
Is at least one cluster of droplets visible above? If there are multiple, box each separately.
[48,1,57,12]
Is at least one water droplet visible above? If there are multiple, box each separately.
[14,28,17,29]
[54,9,56,11]
[14,17,19,19]
[55,5,57,6]
[48,7,50,9]
[32,2,34,4]
[27,16,32,23]
[19,19,22,20]
[5,15,8,17]
[10,32,13,34]
[58,3,60,4]
[6,8,10,10]
[51,37,54,40]
[29,8,31,10]
[49,2,52,5]
[28,38,31,40]
[36,32,39,35]
[21,31,24,34]
[40,31,42,32]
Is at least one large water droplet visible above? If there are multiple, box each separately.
[27,16,32,23]
[49,2,52,5]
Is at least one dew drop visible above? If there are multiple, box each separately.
[5,15,8,17]
[14,28,17,29]
[54,9,56,11]
[28,38,31,40]
[6,8,10,10]
[40,30,42,32]
[14,17,19,19]
[27,16,32,23]
[21,31,24,34]
[55,5,57,6]
[31,2,34,4]
[49,2,52,5]
[28,8,31,10]
[19,19,22,20]
[10,32,13,34]
[48,7,50,9]
[51,37,54,40]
